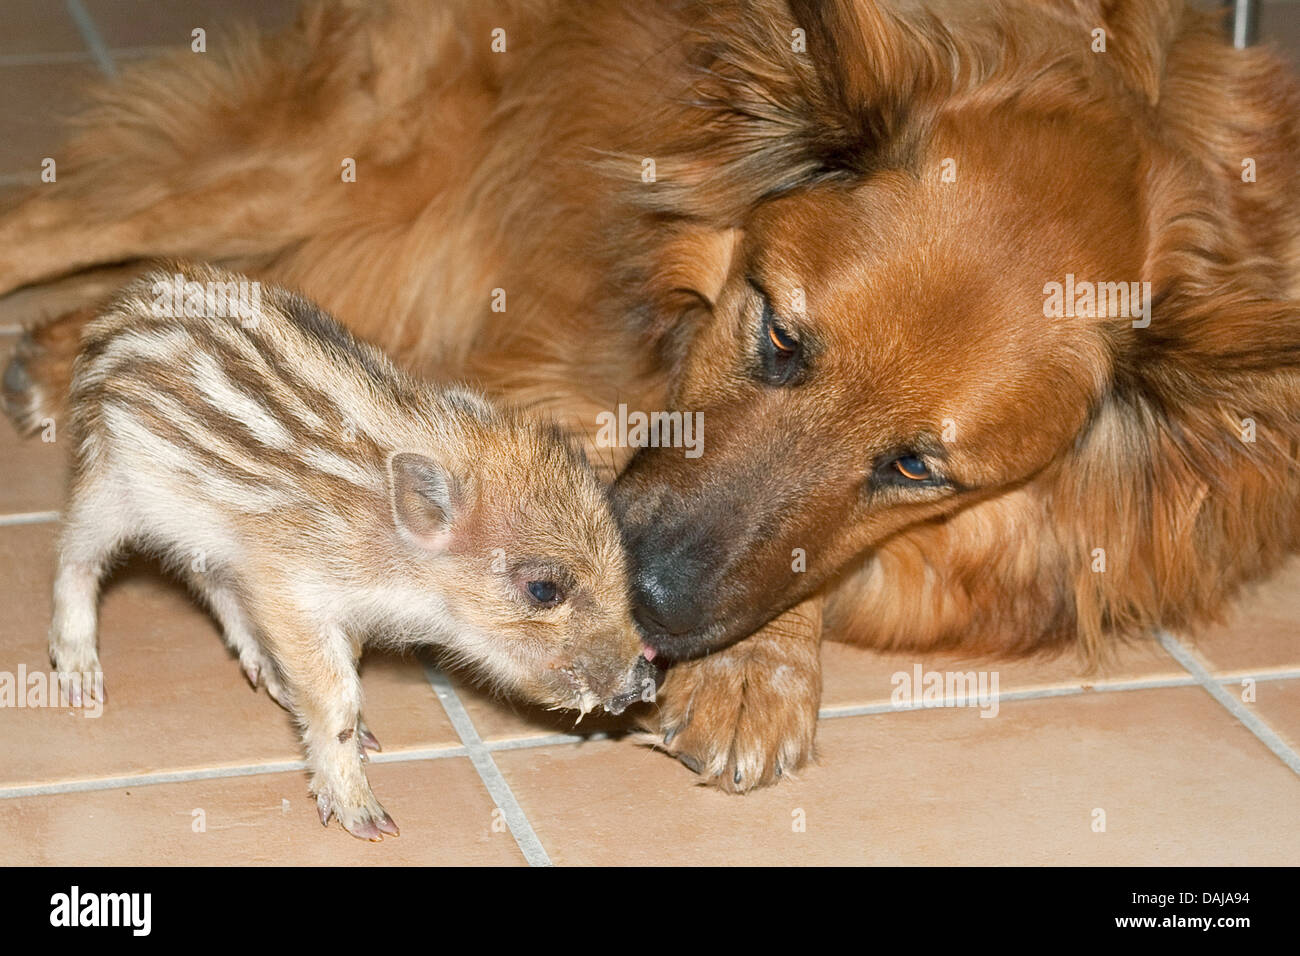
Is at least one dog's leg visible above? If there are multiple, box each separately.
[0,32,345,431]
[0,0,479,430]
[1,173,314,434]
[644,595,824,792]
[0,0,387,300]
[3,304,96,434]
[0,129,314,302]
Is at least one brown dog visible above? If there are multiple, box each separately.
[3,0,1299,791]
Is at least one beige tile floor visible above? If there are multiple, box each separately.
[1,0,1299,867]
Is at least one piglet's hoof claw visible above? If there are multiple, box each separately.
[359,727,382,753]
[314,788,399,842]
[53,666,106,709]
[342,807,399,842]
[347,817,384,841]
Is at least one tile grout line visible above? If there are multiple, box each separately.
[1158,631,1300,776]
[819,677,1193,719]
[817,669,1300,720]
[423,665,552,867]
[0,761,310,800]
[64,0,116,77]
[487,731,611,751]
[0,511,60,526]
[1215,666,1300,683]
[0,732,609,801]
[0,745,470,800]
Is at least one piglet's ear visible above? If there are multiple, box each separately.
[388,452,457,551]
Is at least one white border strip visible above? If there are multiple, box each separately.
[64,0,116,77]
[424,665,552,867]
[1159,631,1300,775]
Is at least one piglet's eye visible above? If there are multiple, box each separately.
[525,580,564,606]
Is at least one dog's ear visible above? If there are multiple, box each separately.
[620,0,942,219]
[1061,291,1300,652]
[785,0,944,150]
[787,0,1186,123]
[1057,0,1185,105]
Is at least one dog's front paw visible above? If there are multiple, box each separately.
[642,600,823,793]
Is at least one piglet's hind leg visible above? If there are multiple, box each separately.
[189,571,289,708]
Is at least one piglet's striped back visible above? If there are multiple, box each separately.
[68,263,478,515]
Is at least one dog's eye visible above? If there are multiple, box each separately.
[524,579,565,607]
[874,453,944,489]
[768,322,798,353]
[755,288,805,386]
[894,456,930,481]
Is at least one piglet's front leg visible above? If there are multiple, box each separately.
[258,609,398,841]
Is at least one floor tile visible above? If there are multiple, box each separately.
[1177,557,1300,675]
[0,522,460,789]
[0,63,101,175]
[1262,0,1300,72]
[0,1,85,57]
[494,687,1300,865]
[0,759,524,865]
[1251,677,1300,753]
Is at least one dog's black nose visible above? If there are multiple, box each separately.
[631,558,705,639]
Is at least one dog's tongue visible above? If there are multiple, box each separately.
[641,644,657,663]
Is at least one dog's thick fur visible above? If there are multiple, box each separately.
[3,0,1299,790]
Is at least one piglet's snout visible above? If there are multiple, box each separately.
[601,654,662,715]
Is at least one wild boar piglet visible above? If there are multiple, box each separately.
[50,263,656,840]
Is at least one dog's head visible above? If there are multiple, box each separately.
[612,0,1300,658]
